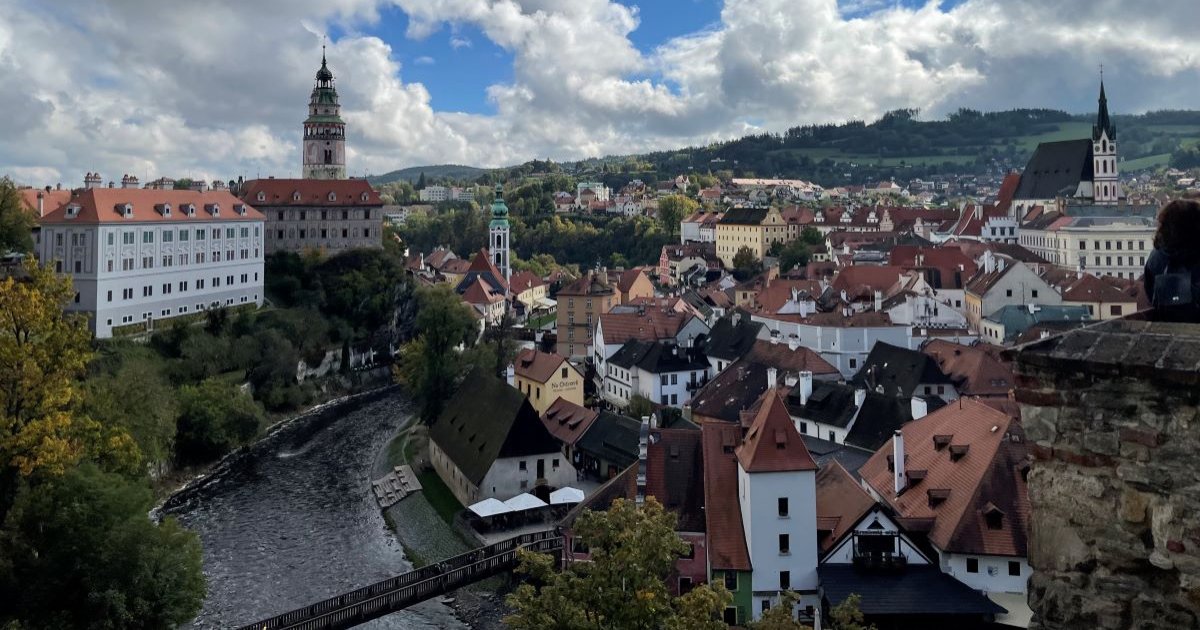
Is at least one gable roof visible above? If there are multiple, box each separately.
[456,248,509,294]
[429,368,562,485]
[921,340,1013,397]
[609,339,708,374]
[831,266,905,300]
[541,398,600,446]
[701,422,751,570]
[509,270,546,294]
[615,268,649,294]
[703,314,765,361]
[18,188,72,216]
[514,349,574,383]
[575,412,641,469]
[851,342,954,398]
[843,393,918,452]
[239,178,382,206]
[647,428,706,532]
[819,565,1007,616]
[460,276,504,305]
[598,309,697,347]
[557,271,614,297]
[718,207,770,225]
[1013,139,1094,200]
[859,398,1030,557]
[38,188,263,224]
[816,461,877,553]
[985,304,1093,342]
[690,342,838,424]
[735,389,818,473]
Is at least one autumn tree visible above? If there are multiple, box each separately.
[657,194,699,237]
[750,592,874,630]
[505,497,729,630]
[393,284,478,423]
[0,179,36,255]
[0,261,137,520]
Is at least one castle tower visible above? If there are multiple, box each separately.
[1092,77,1119,205]
[303,47,346,180]
[489,184,511,285]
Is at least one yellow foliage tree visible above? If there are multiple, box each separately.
[0,261,138,517]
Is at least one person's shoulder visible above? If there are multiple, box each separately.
[1146,248,1170,270]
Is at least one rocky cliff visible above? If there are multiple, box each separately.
[1015,318,1200,629]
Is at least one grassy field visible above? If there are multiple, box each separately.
[1123,153,1172,172]
[418,469,464,525]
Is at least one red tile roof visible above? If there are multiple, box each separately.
[460,276,504,305]
[598,309,694,347]
[995,172,1021,213]
[509,270,546,294]
[18,188,71,216]
[889,246,978,286]
[38,188,262,224]
[735,389,818,473]
[557,271,614,297]
[541,398,599,446]
[745,340,839,376]
[831,266,905,300]
[750,279,824,314]
[816,461,877,553]
[647,428,706,532]
[859,398,1030,557]
[239,178,382,206]
[701,422,751,570]
[514,348,574,383]
[920,340,1013,397]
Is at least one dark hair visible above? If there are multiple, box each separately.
[1153,199,1200,254]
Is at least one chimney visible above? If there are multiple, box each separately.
[505,363,515,386]
[36,191,44,217]
[873,290,883,312]
[636,416,650,506]
[854,388,867,408]
[911,396,928,420]
[84,172,102,190]
[766,367,778,390]
[770,333,779,345]
[982,250,995,274]
[798,371,813,405]
[787,336,799,351]
[893,430,907,495]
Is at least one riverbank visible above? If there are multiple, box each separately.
[375,425,515,629]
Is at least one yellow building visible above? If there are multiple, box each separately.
[512,349,585,414]
[715,206,787,266]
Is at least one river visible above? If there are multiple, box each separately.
[162,388,466,629]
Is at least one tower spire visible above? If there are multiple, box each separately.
[1093,68,1114,141]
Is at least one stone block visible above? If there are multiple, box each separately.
[1120,488,1151,524]
[1120,425,1163,448]
[1083,431,1120,456]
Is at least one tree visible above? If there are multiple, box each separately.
[174,379,264,465]
[0,179,36,255]
[732,246,763,281]
[83,350,179,477]
[627,394,655,419]
[657,195,699,237]
[393,284,477,423]
[505,497,728,630]
[0,261,136,520]
[778,240,812,274]
[416,171,427,190]
[0,463,205,628]
[750,592,874,630]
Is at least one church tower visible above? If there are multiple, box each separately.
[303,48,346,180]
[1092,77,1119,205]
[489,184,511,285]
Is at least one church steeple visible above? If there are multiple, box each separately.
[1092,73,1115,142]
[489,184,511,285]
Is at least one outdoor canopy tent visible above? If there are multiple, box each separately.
[549,486,585,505]
[503,493,549,512]
[468,497,510,518]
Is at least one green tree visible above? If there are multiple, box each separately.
[0,463,205,629]
[505,497,728,630]
[174,380,264,465]
[732,246,763,281]
[627,394,655,419]
[656,195,699,237]
[0,179,36,254]
[416,171,427,190]
[0,261,138,520]
[82,350,179,477]
[393,284,477,423]
[778,240,812,273]
[751,592,874,630]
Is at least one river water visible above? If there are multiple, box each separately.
[162,388,465,629]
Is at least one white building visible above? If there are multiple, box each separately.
[576,181,611,203]
[36,186,265,338]
[601,340,710,410]
[751,310,915,378]
[418,185,449,202]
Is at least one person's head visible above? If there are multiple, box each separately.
[1153,198,1200,254]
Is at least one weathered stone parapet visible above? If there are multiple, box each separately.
[1015,318,1200,630]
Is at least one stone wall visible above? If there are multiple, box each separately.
[1015,318,1200,630]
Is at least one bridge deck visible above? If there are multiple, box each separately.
[236,530,561,630]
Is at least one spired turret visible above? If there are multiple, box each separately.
[303,46,346,180]
[489,185,511,284]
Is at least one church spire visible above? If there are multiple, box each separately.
[1093,71,1115,141]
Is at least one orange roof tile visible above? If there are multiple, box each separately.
[541,398,599,446]
[735,389,818,473]
[859,398,1029,557]
[239,178,382,206]
[17,188,71,216]
[38,188,263,224]
[816,461,877,553]
[702,422,751,570]
[460,276,504,305]
[920,340,1013,397]
[514,349,574,383]
[598,309,694,346]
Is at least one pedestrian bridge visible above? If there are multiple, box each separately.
[236,530,562,630]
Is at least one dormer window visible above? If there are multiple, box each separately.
[932,435,952,451]
[157,203,172,217]
[983,503,1005,530]
[182,203,196,217]
[328,191,337,202]
[207,204,220,217]
[293,191,302,202]
[65,204,81,219]
[949,444,969,462]
[927,488,950,507]
[361,192,369,202]
[118,203,133,218]
[257,192,266,202]
[235,204,248,216]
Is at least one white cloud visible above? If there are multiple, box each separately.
[449,35,472,49]
[414,55,436,65]
[2,0,1199,183]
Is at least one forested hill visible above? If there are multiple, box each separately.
[378,108,1200,189]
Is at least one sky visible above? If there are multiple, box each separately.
[2,0,1199,185]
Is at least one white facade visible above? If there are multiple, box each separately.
[37,196,265,338]
[821,508,930,565]
[592,315,710,392]
[1018,218,1154,280]
[576,182,611,203]
[419,185,449,202]
[738,466,819,618]
[1093,131,1120,204]
[752,315,915,378]
[479,453,577,500]
[885,292,969,328]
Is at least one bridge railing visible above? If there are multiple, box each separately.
[236,529,561,630]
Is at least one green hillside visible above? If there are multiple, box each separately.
[367,164,489,185]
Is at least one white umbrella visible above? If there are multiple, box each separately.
[503,493,549,512]
[468,498,510,518]
[549,487,585,505]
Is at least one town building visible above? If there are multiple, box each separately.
[593,301,710,393]
[511,349,584,415]
[539,398,599,469]
[239,178,383,254]
[963,258,1061,332]
[428,368,576,505]
[302,49,346,180]
[455,249,509,325]
[36,185,265,338]
[1018,213,1155,280]
[980,304,1093,345]
[487,184,512,284]
[715,207,789,266]
[555,271,617,358]
[600,339,709,410]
